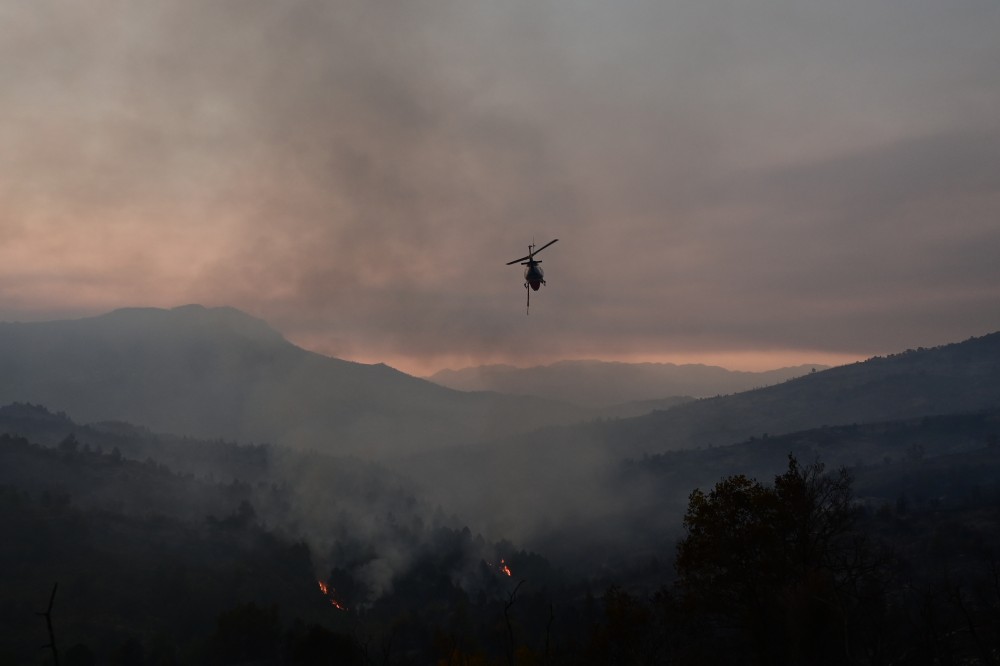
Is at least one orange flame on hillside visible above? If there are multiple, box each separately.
[316,580,348,611]
[488,558,513,576]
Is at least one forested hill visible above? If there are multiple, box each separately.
[0,407,563,664]
[598,332,1000,456]
[3,409,999,662]
[0,305,588,457]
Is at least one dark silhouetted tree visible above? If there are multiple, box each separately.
[675,455,888,665]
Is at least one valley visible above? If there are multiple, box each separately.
[2,307,999,663]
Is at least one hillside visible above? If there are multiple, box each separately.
[0,306,588,457]
[402,332,1000,556]
[600,333,1000,456]
[0,410,558,664]
[4,404,997,665]
[427,359,826,406]
[628,408,1000,516]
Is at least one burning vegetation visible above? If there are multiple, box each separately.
[316,580,348,611]
[487,558,513,577]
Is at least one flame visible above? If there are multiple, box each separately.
[488,558,513,577]
[316,580,348,611]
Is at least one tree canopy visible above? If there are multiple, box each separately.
[675,455,885,665]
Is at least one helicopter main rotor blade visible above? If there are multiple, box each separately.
[505,238,558,265]
[533,238,559,254]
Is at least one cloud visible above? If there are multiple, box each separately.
[0,0,998,371]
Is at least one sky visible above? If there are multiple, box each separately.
[1,0,998,376]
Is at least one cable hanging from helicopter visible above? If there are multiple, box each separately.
[506,239,558,315]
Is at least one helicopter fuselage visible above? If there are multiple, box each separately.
[524,262,544,291]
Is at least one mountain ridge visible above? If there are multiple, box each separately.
[0,305,589,457]
[427,359,828,406]
[600,332,1000,455]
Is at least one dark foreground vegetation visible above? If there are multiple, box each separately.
[2,402,1000,665]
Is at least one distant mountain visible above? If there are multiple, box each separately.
[593,395,696,420]
[602,333,1000,456]
[426,359,827,407]
[0,305,588,457]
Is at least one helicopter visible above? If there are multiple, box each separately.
[506,239,558,314]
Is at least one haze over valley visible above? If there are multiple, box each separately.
[3,306,1000,663]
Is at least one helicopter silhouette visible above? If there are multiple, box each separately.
[506,239,558,314]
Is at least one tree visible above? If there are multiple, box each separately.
[675,455,883,665]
